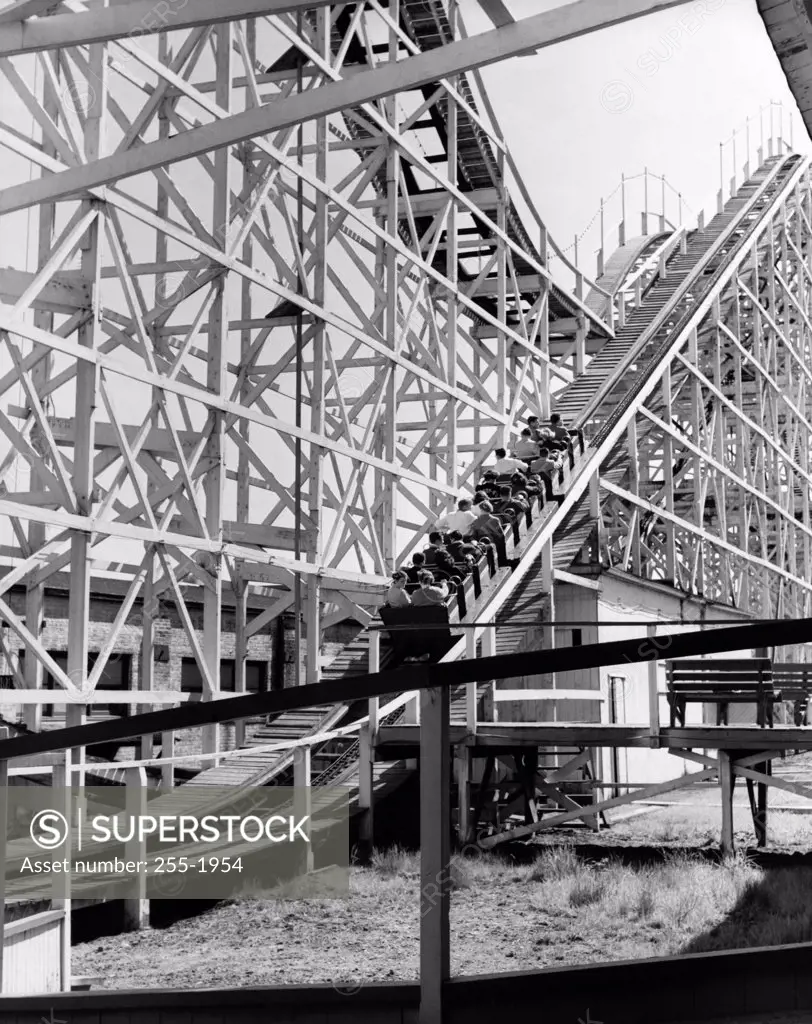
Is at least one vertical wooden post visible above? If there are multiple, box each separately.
[293,744,313,874]
[483,626,497,723]
[161,731,175,788]
[647,625,660,741]
[52,753,72,991]
[420,681,449,1024]
[465,630,477,734]
[139,553,156,765]
[719,751,735,855]
[455,746,471,846]
[574,315,586,377]
[234,579,248,748]
[357,725,374,864]
[201,19,232,766]
[0,729,8,994]
[123,766,148,931]
[756,759,769,847]
[368,629,380,735]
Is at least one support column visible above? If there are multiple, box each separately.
[233,579,248,748]
[419,681,449,1024]
[358,725,374,864]
[455,746,472,846]
[202,21,232,763]
[647,625,660,742]
[161,731,175,788]
[0,729,7,993]
[465,630,477,733]
[293,744,313,874]
[305,5,328,682]
[52,753,72,991]
[719,751,735,855]
[67,36,107,784]
[123,767,148,931]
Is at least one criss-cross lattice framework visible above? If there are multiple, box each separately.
[0,0,623,755]
[583,161,812,652]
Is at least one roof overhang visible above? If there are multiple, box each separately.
[758,0,812,135]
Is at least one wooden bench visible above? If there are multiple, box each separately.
[772,662,812,725]
[665,658,775,728]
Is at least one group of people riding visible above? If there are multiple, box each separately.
[384,414,576,635]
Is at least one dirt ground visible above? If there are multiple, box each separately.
[73,751,812,991]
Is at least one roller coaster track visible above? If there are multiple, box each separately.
[185,154,805,809]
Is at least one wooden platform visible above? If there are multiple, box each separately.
[376,721,812,753]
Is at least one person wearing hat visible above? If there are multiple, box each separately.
[386,570,412,608]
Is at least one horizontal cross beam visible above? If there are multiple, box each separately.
[2,614,812,761]
[0,0,698,214]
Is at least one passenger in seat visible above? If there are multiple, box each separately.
[530,447,560,480]
[411,570,449,607]
[386,571,412,608]
[549,413,574,458]
[493,447,527,475]
[423,531,462,579]
[404,551,426,585]
[530,449,562,503]
[446,530,481,563]
[435,497,477,534]
[468,501,504,544]
[493,485,524,519]
[472,490,491,514]
[513,428,538,459]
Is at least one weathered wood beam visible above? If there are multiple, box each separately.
[0,0,701,213]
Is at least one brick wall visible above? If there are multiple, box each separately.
[0,588,364,765]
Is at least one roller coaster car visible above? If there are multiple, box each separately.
[378,604,453,664]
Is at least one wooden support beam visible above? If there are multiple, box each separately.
[0,729,7,994]
[720,750,735,855]
[0,0,702,213]
[455,746,472,845]
[357,725,374,864]
[4,616,812,763]
[419,683,449,1024]
[0,0,331,52]
[293,744,313,874]
[123,766,149,931]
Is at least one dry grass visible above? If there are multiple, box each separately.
[73,844,812,990]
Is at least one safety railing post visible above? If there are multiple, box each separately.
[619,173,626,246]
[597,197,605,279]
[642,166,649,235]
